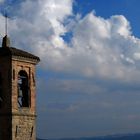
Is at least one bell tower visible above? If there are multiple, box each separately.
[0,35,40,140]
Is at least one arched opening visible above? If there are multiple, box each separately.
[18,70,30,108]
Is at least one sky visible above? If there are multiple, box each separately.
[1,0,140,139]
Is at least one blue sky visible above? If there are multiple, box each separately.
[1,0,140,139]
[74,0,140,38]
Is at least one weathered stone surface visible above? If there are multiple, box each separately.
[0,39,39,140]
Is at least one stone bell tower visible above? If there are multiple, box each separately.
[0,35,40,140]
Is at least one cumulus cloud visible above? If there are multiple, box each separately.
[36,11,140,81]
[69,13,140,80]
[0,0,140,82]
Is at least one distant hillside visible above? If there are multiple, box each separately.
[37,133,140,140]
[37,138,48,140]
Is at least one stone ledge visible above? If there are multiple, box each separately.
[0,113,37,117]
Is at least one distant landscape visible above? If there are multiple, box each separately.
[37,133,140,140]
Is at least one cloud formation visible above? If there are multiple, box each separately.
[0,0,140,82]
[37,77,140,138]
[69,13,140,80]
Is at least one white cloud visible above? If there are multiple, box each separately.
[42,12,140,81]
[1,0,140,82]
[0,14,5,37]
[134,52,140,60]
[0,0,4,3]
[109,15,131,37]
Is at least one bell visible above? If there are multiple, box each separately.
[18,88,23,97]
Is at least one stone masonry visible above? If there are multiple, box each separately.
[0,35,40,140]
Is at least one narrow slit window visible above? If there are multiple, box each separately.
[32,73,35,86]
[30,126,34,138]
[13,69,15,80]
